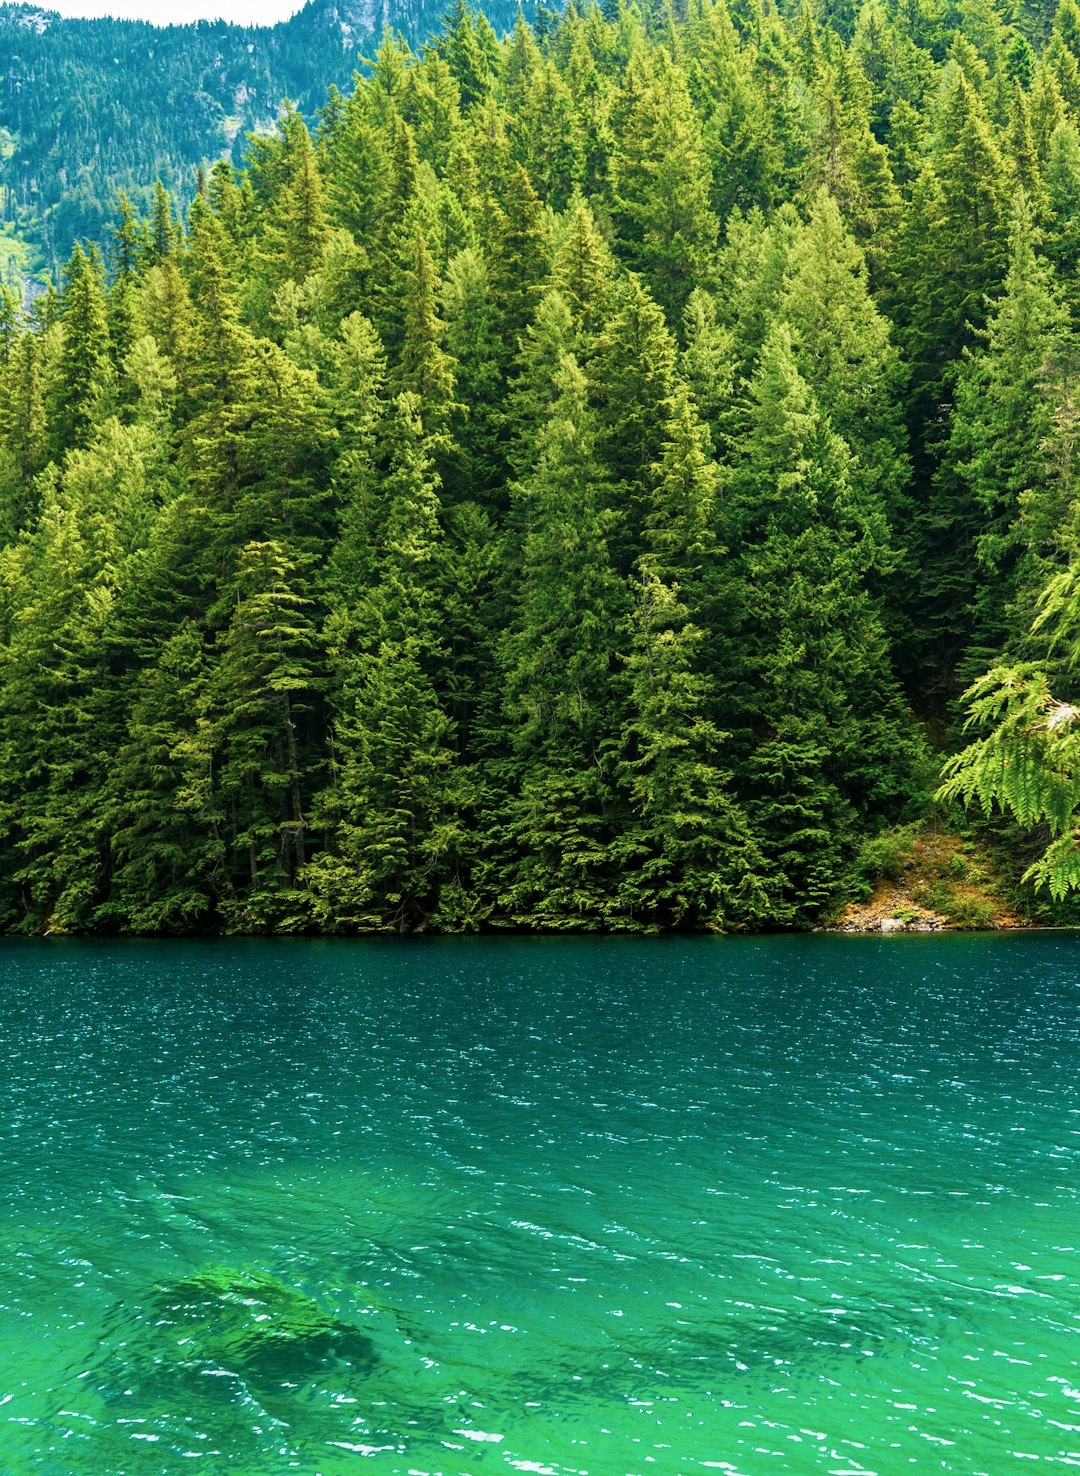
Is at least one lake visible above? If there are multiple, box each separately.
[1,933,1079,1474]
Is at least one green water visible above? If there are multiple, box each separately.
[2,935,1080,1475]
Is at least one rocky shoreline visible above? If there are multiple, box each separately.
[826,830,1027,934]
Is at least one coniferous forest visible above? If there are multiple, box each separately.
[6,0,1080,934]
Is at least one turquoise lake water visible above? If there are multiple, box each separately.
[2,933,1080,1475]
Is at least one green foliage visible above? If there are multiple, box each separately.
[854,822,922,891]
[10,0,1080,933]
[938,657,1080,898]
[946,893,997,927]
[306,393,465,932]
[909,875,996,927]
[924,192,1075,688]
[718,322,918,923]
[938,557,1080,901]
[490,354,627,927]
[609,48,719,321]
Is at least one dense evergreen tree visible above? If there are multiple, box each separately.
[934,193,1075,682]
[308,392,464,932]
[781,189,909,526]
[609,48,719,321]
[0,0,545,270]
[719,325,914,922]
[492,355,626,927]
[50,245,115,455]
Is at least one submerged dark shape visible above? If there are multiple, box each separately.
[721,1306,916,1375]
[145,1265,378,1381]
[659,1302,927,1385]
[82,1265,384,1459]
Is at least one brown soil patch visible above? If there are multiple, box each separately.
[829,825,1027,934]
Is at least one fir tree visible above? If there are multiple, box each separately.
[307,393,464,931]
[609,47,719,319]
[721,325,914,920]
[933,192,1075,686]
[390,227,460,447]
[50,243,115,453]
[493,355,627,926]
[781,188,910,533]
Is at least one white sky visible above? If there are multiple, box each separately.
[44,0,303,23]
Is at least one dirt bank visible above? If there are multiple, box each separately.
[828,823,1027,934]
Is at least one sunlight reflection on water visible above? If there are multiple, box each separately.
[1,932,1079,1474]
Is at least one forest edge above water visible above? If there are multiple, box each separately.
[6,0,1080,937]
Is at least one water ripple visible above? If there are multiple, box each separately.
[1,933,1079,1473]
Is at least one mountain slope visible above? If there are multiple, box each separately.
[0,0,537,272]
